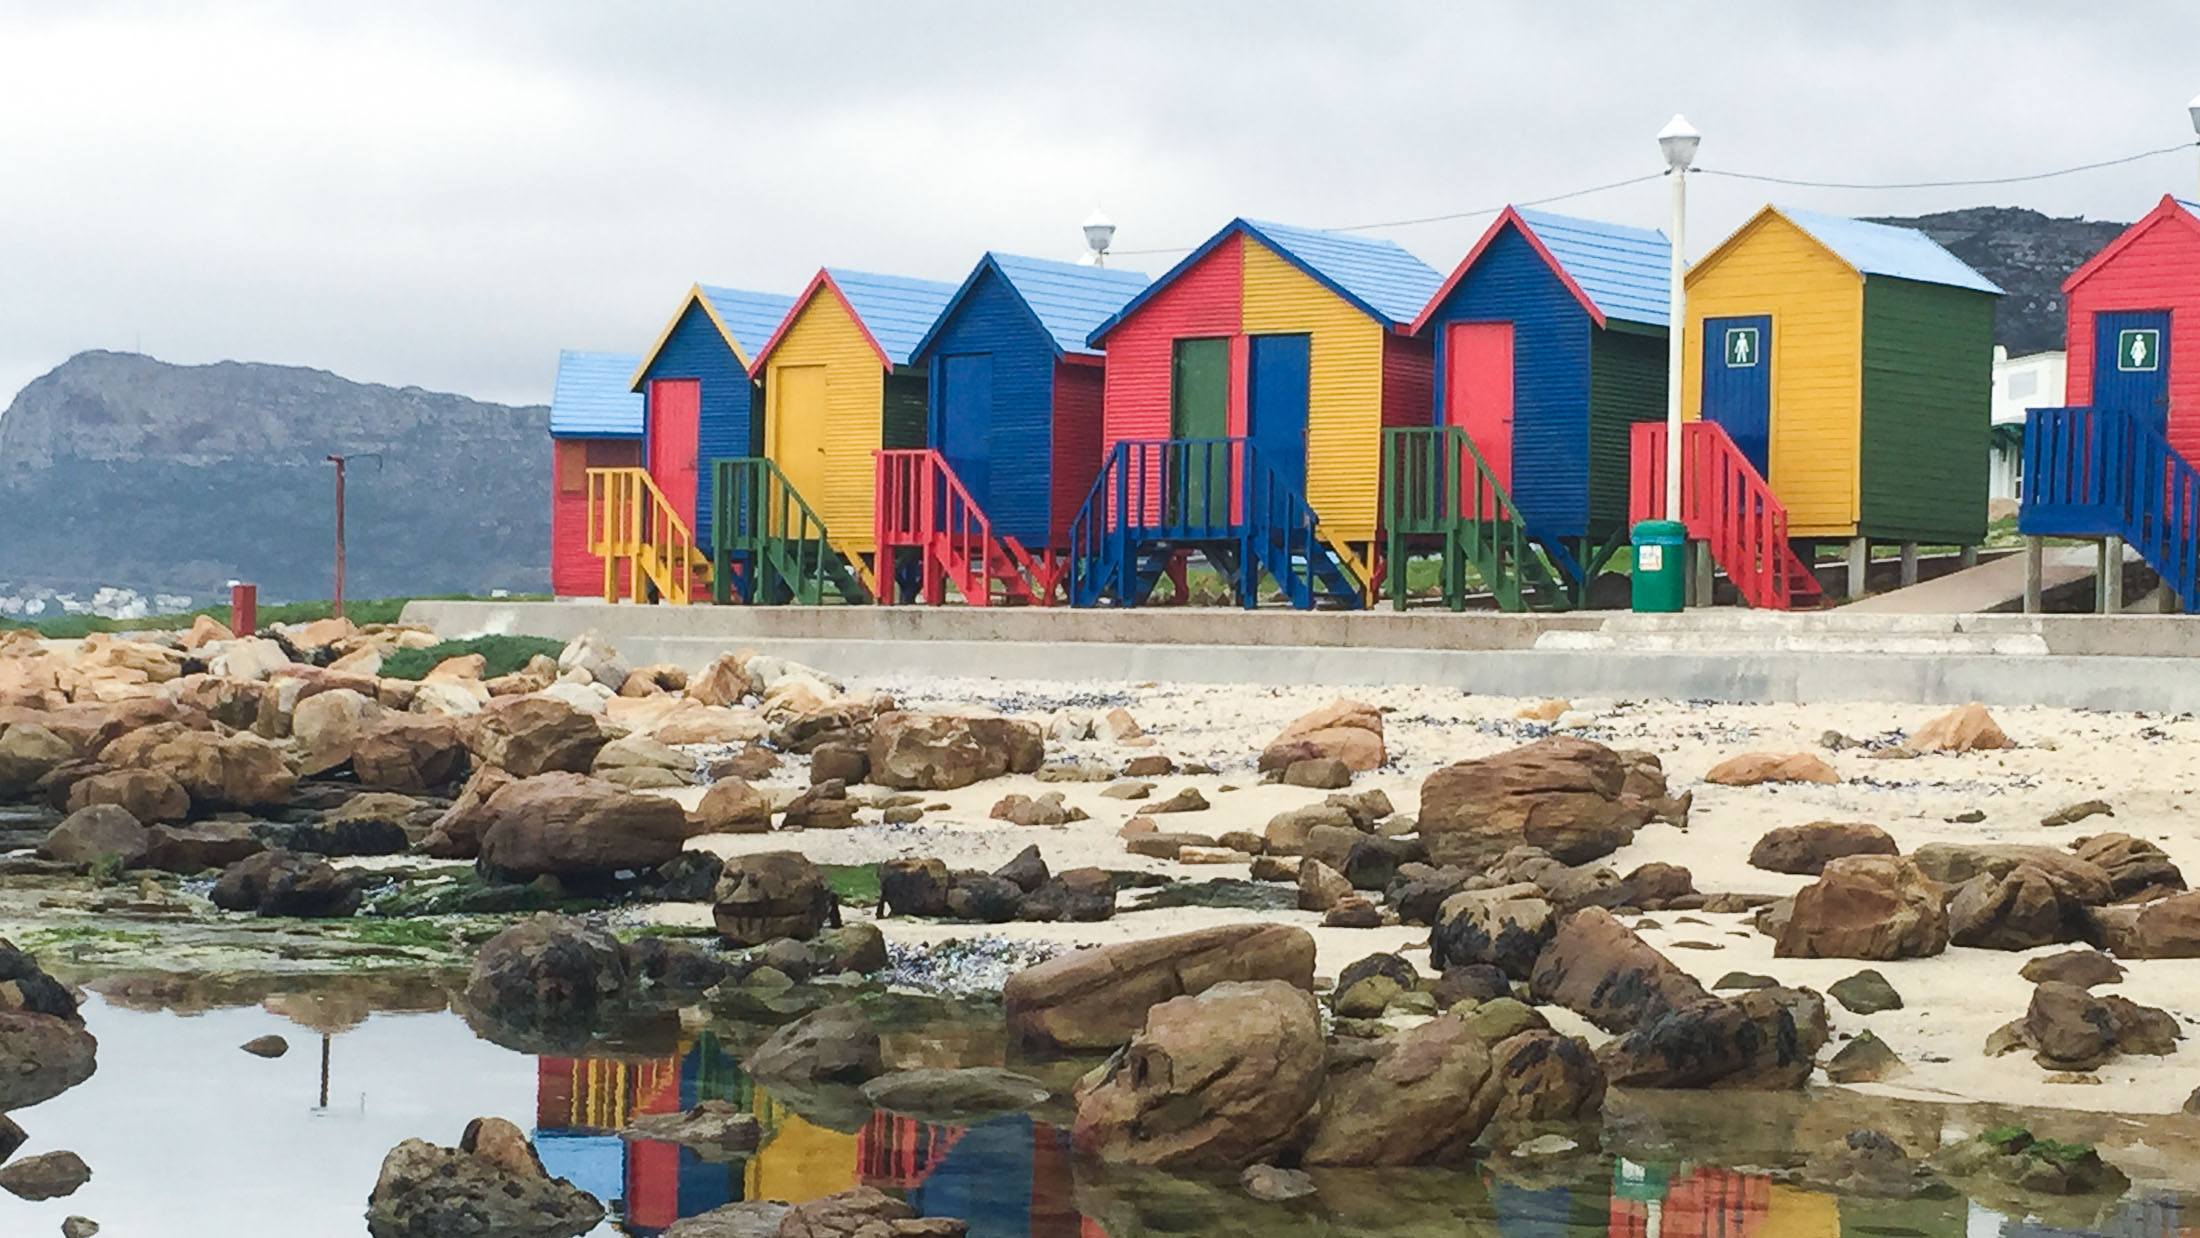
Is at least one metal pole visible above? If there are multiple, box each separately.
[328,455,347,619]
[1664,164,1686,520]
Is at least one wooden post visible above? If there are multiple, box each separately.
[1959,545,1980,568]
[1690,541,1715,607]
[2023,537,2044,614]
[1845,537,1869,600]
[1899,542,1919,588]
[2101,536,2125,615]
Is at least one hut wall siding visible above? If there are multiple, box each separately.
[1380,332,1433,431]
[1101,233,1244,447]
[1683,214,1864,538]
[764,292,886,551]
[550,437,640,596]
[1859,278,1995,543]
[923,266,1057,546]
[1586,326,1669,538]
[639,300,756,535]
[2065,216,2200,462]
[1050,361,1105,547]
[1241,237,1387,538]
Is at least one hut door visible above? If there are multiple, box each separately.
[1446,322,1515,496]
[1703,315,1773,475]
[770,364,830,523]
[2093,311,2170,434]
[646,379,702,529]
[1248,334,1311,496]
[938,353,993,510]
[1170,338,1231,526]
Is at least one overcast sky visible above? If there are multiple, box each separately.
[4,2,2199,409]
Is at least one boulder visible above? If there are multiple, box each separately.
[0,722,77,794]
[462,915,629,1031]
[1263,804,1353,855]
[1948,864,2070,950]
[2068,832,2185,901]
[2040,799,2113,829]
[365,1118,603,1238]
[2022,981,2122,1069]
[420,765,516,859]
[63,767,188,825]
[775,1187,952,1238]
[991,791,1084,827]
[0,1149,91,1201]
[690,778,773,835]
[1005,923,1316,1052]
[1598,986,1829,1089]
[1281,757,1352,789]
[101,723,295,811]
[1073,981,1325,1168]
[1302,1011,1495,1166]
[880,858,952,918]
[264,794,422,857]
[1296,858,1352,912]
[352,716,470,793]
[747,1003,881,1084]
[994,845,1049,893]
[140,820,265,873]
[1430,884,1555,980]
[1910,843,2113,907]
[712,852,836,946]
[860,1067,1050,1122]
[210,850,360,917]
[946,875,1024,923]
[1259,699,1385,773]
[2021,948,2126,988]
[468,696,607,776]
[1018,868,1116,923]
[1703,752,1840,786]
[1905,703,2012,753]
[38,804,150,869]
[592,735,695,785]
[2096,890,2200,959]
[1826,969,1904,1014]
[476,773,689,880]
[166,674,276,733]
[409,677,490,718]
[1322,897,1382,928]
[780,780,858,830]
[291,688,385,775]
[1747,821,1899,875]
[1777,855,1948,960]
[1417,737,1663,867]
[1825,1033,1906,1085]
[0,1007,98,1112]
[868,711,1043,790]
[204,636,290,682]
[1483,1030,1606,1130]
[1805,1129,1925,1198]
[1527,908,1710,1032]
[1240,1165,1318,1204]
[685,653,757,707]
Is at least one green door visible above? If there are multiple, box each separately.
[1170,337,1230,528]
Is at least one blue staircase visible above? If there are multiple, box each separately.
[2020,405,2199,610]
[1066,437,1364,610]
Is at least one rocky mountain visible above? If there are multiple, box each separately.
[0,351,548,606]
[1866,206,2130,356]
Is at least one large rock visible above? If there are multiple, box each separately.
[101,723,296,811]
[712,852,836,946]
[685,653,757,708]
[420,766,516,859]
[291,688,384,775]
[747,1003,881,1084]
[0,941,96,1112]
[63,767,188,824]
[1911,844,2113,907]
[38,804,149,869]
[210,850,360,917]
[0,722,77,794]
[366,1117,604,1238]
[690,779,772,835]
[1598,987,1829,1089]
[1527,908,1710,1032]
[1776,855,1948,960]
[1906,703,2012,753]
[141,820,265,873]
[1302,1011,1495,1166]
[1259,699,1385,773]
[353,716,471,793]
[475,773,689,880]
[2069,832,2186,901]
[1005,924,1316,1053]
[1430,884,1554,980]
[1748,822,1899,875]
[2099,890,2200,959]
[468,696,608,777]
[867,711,1043,791]
[1418,737,1664,867]
[1948,864,2069,951]
[1073,981,1324,1169]
[1482,1030,1606,1129]
[1703,752,1839,786]
[463,915,629,1031]
[0,1149,91,1201]
[776,1187,953,1238]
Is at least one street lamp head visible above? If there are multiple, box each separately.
[1081,208,1116,266]
[1658,114,1702,172]
[2188,92,2200,136]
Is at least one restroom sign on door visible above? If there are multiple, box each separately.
[1725,326,1760,368]
[2117,328,2161,372]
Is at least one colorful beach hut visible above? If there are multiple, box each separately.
[1073,218,1441,608]
[631,284,798,537]
[884,254,1149,604]
[2020,195,2200,610]
[1401,207,1671,609]
[739,269,959,603]
[1663,205,2000,604]
[547,350,643,597]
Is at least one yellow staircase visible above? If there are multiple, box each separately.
[587,468,710,604]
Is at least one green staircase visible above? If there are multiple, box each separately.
[1381,426,1575,612]
[710,458,874,605]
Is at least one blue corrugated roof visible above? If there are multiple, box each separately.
[1513,208,1671,327]
[1777,207,2003,294]
[826,269,960,366]
[549,349,643,438]
[696,285,797,361]
[915,254,1150,362]
[1240,219,1443,326]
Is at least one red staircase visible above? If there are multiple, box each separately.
[875,449,1053,606]
[1629,422,1823,610]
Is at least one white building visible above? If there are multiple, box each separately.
[1988,345,2068,504]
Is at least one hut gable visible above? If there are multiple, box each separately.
[2061,196,2200,461]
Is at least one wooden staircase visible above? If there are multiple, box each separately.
[1380,426,1575,612]
[709,458,875,605]
[1629,422,1823,610]
[586,468,709,604]
[2021,405,2200,610]
[874,448,1052,605]
[1065,437,1364,609]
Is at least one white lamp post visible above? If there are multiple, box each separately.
[1081,209,1117,267]
[1658,114,1700,523]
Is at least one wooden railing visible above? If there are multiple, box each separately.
[710,457,873,605]
[874,448,1044,605]
[585,467,703,604]
[2020,405,2200,609]
[1381,425,1569,612]
[1629,421,1819,610]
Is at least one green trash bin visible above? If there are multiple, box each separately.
[1630,519,1687,613]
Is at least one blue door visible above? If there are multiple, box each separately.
[1248,334,1311,493]
[2092,310,2171,433]
[1702,314,1773,474]
[937,353,993,506]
